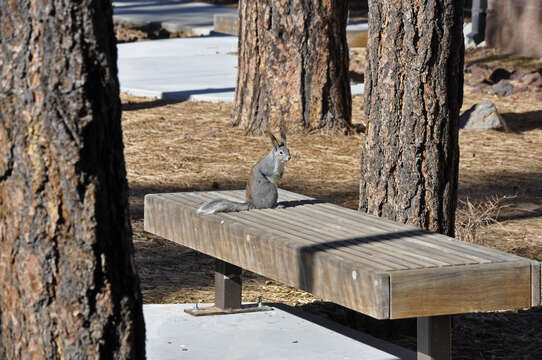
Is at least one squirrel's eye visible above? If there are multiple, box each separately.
[279,150,283,155]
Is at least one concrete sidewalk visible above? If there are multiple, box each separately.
[118,35,238,102]
[117,35,365,102]
[144,303,415,360]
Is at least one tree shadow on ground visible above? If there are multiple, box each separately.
[122,98,182,111]
[129,184,218,301]
[459,171,542,198]
[134,235,215,287]
[501,111,542,133]
[270,302,416,359]
[464,54,516,68]
[458,171,542,223]
[300,301,416,347]
[122,87,235,110]
[299,301,542,359]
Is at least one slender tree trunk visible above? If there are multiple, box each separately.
[232,0,352,134]
[359,0,464,236]
[0,1,145,358]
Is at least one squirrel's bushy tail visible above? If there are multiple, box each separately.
[197,199,251,215]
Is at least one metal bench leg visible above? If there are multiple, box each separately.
[185,258,271,316]
[215,259,242,310]
[417,316,451,360]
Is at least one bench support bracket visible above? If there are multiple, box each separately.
[185,259,272,316]
[417,315,451,360]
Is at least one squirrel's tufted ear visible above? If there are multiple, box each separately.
[279,121,287,145]
[265,129,280,150]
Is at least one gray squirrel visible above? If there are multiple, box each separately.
[197,126,291,215]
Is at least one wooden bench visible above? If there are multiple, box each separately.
[144,189,541,359]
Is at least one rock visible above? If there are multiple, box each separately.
[520,72,542,85]
[510,70,526,81]
[470,82,491,93]
[459,101,507,131]
[513,86,529,94]
[490,80,515,96]
[488,68,512,84]
[529,77,542,89]
[536,93,542,102]
[213,14,238,36]
[465,64,490,84]
[514,202,542,212]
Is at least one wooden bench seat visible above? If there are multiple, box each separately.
[144,189,541,359]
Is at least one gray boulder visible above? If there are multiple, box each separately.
[490,80,515,96]
[459,101,507,131]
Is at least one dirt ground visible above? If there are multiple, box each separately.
[123,47,542,359]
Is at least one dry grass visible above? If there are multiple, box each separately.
[455,195,515,246]
[465,47,542,73]
[114,21,193,43]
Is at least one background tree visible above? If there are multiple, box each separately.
[359,0,465,237]
[232,0,352,134]
[0,1,145,358]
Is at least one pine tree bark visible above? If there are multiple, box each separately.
[0,1,145,358]
[232,0,352,134]
[359,0,464,236]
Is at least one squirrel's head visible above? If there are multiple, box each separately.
[266,124,290,164]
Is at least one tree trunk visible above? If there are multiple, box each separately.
[232,0,352,134]
[359,0,464,236]
[0,1,145,358]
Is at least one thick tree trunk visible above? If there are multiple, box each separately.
[232,0,352,134]
[359,0,464,236]
[0,1,145,358]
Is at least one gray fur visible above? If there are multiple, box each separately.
[247,143,289,209]
[196,199,251,215]
[197,130,290,215]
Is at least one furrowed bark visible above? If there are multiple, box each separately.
[0,0,145,358]
[232,0,352,134]
[360,0,465,236]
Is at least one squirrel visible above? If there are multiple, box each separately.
[197,126,291,215]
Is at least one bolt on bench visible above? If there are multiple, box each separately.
[144,189,541,360]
